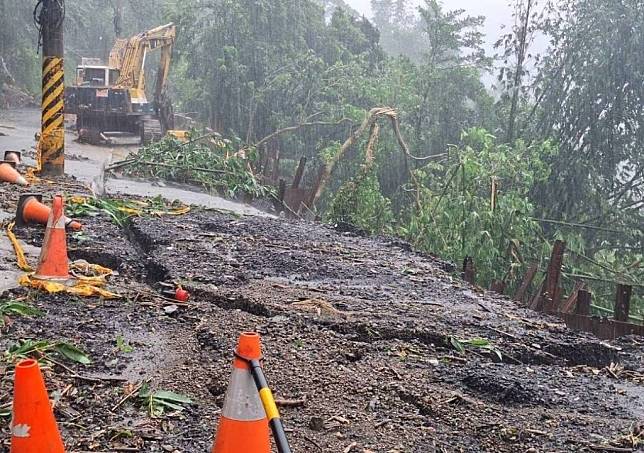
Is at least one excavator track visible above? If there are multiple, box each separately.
[141,117,163,144]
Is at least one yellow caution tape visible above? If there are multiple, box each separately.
[8,224,120,299]
[150,206,191,216]
[69,196,87,204]
[117,206,142,215]
[6,222,33,272]
[68,283,120,299]
[25,167,40,184]
[70,260,113,277]
[18,274,120,299]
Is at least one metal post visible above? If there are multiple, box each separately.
[38,0,65,176]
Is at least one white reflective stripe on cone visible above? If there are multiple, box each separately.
[221,368,265,421]
[46,212,66,229]
[53,214,66,229]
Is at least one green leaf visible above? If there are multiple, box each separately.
[54,342,91,364]
[116,335,134,353]
[463,338,491,347]
[152,390,193,405]
[0,302,44,318]
[154,399,186,411]
[450,336,465,353]
[7,339,53,358]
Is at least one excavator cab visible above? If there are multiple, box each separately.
[75,65,120,87]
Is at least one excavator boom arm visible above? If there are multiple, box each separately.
[111,23,176,100]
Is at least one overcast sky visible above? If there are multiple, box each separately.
[345,0,514,53]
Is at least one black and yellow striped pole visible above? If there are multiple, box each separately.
[239,355,292,453]
[36,0,65,176]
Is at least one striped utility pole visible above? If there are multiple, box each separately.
[37,0,65,176]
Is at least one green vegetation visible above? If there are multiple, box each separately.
[402,129,556,286]
[0,301,43,327]
[120,133,274,199]
[327,170,394,234]
[116,335,134,354]
[450,336,503,362]
[3,339,91,366]
[68,195,190,227]
[138,383,193,418]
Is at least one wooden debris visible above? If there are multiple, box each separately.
[275,397,306,408]
[513,264,538,303]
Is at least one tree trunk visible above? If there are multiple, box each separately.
[506,0,533,143]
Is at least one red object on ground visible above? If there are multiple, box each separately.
[175,288,190,302]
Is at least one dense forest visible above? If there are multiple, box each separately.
[1,0,642,316]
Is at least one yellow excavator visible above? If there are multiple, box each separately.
[66,23,183,144]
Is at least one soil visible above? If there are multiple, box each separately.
[0,177,643,453]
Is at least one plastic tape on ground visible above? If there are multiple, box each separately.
[6,222,34,272]
[18,274,120,299]
[70,260,113,277]
[8,228,120,299]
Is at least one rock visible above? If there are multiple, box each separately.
[309,416,325,432]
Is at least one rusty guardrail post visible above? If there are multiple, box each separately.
[575,289,592,316]
[490,280,506,294]
[292,157,307,189]
[614,284,632,322]
[462,256,475,284]
[513,263,538,303]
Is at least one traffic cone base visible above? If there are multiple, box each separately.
[16,194,44,227]
[4,150,22,165]
[16,194,82,231]
[0,161,27,186]
[34,195,71,281]
[10,359,65,453]
[212,332,271,453]
[213,418,270,452]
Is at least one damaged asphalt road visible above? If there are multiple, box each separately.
[1,177,643,452]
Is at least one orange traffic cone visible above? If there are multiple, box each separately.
[212,332,271,453]
[4,150,22,165]
[16,194,83,231]
[10,359,65,453]
[0,160,27,186]
[33,195,71,282]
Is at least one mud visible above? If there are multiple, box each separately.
[0,173,643,453]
